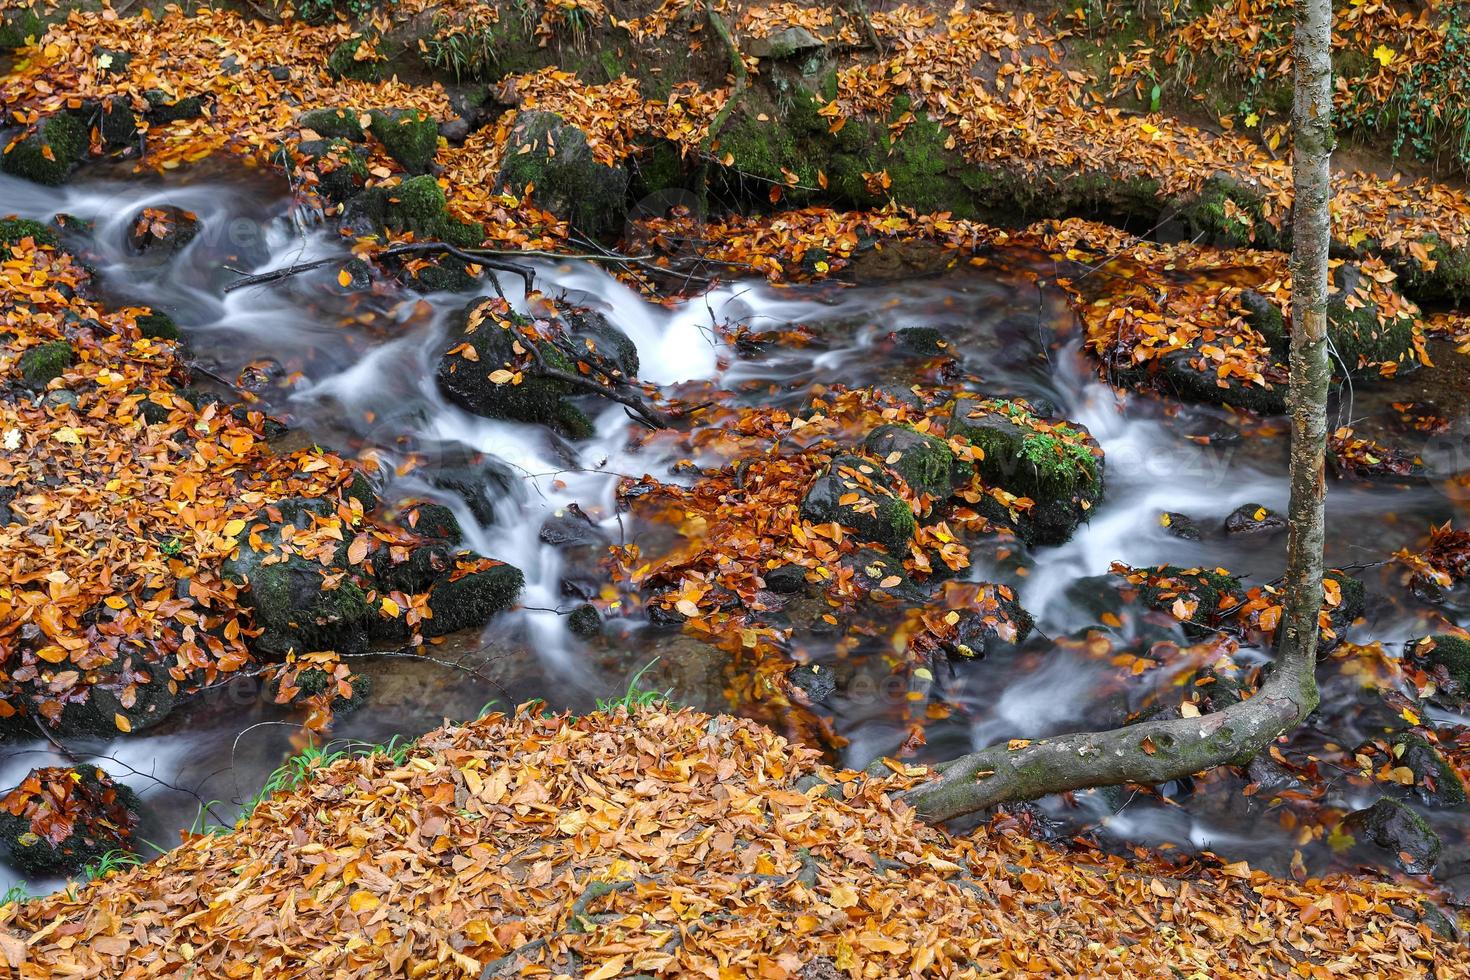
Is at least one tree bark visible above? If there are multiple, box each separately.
[898,0,1334,823]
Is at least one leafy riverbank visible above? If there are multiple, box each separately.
[3,704,1463,977]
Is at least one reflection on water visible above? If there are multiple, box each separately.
[2,167,1466,895]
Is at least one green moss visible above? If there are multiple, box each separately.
[0,767,138,877]
[496,111,629,239]
[1327,298,1414,372]
[419,13,547,82]
[0,217,58,257]
[1412,634,1470,695]
[863,423,967,500]
[368,108,440,174]
[348,174,484,246]
[298,108,367,141]
[1135,565,1245,636]
[345,472,378,512]
[1394,234,1470,305]
[327,37,384,82]
[1173,176,1283,250]
[424,562,525,636]
[1385,733,1468,808]
[299,138,370,203]
[134,312,178,341]
[0,6,45,50]
[248,559,372,655]
[799,453,917,552]
[143,90,204,123]
[2,112,88,186]
[19,340,74,387]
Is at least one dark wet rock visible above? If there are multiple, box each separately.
[864,423,968,500]
[947,397,1103,545]
[435,298,594,437]
[297,138,369,203]
[272,667,371,714]
[0,766,139,877]
[0,217,58,256]
[269,64,292,81]
[1405,634,1470,708]
[375,538,454,594]
[787,663,836,705]
[840,547,921,600]
[1328,263,1417,373]
[892,326,949,357]
[1124,564,1246,639]
[1160,511,1202,540]
[0,486,17,526]
[125,204,199,256]
[1343,798,1441,875]
[298,107,367,141]
[344,471,378,513]
[97,95,139,149]
[0,5,46,50]
[568,603,602,638]
[438,116,471,144]
[746,25,825,60]
[143,90,204,123]
[1,112,88,185]
[941,592,1034,659]
[1322,570,1366,642]
[400,500,464,544]
[562,308,640,380]
[42,388,79,410]
[134,311,179,341]
[800,453,917,552]
[762,563,809,594]
[1170,176,1281,251]
[1375,732,1468,809]
[424,561,524,636]
[18,340,74,388]
[345,173,484,247]
[1223,502,1287,536]
[496,111,629,240]
[540,506,607,549]
[422,444,515,527]
[368,108,440,175]
[221,497,373,657]
[326,37,384,82]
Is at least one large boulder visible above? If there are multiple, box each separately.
[125,204,199,256]
[799,453,917,552]
[0,766,139,877]
[1343,798,1441,875]
[496,111,629,240]
[946,397,1104,545]
[1,112,88,185]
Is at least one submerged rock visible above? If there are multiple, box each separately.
[125,204,199,256]
[800,454,916,552]
[1159,511,1203,540]
[1224,502,1287,536]
[1343,798,1441,875]
[0,766,139,877]
[496,111,629,239]
[947,397,1103,545]
[1405,634,1470,707]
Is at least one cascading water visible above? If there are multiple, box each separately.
[3,168,1467,895]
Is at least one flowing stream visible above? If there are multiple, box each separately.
[3,167,1467,896]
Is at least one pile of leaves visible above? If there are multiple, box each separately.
[1394,522,1470,593]
[2,705,1461,977]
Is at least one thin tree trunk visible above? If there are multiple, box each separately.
[897,0,1334,823]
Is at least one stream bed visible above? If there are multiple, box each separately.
[3,165,1469,901]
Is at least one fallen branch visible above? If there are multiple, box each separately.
[523,339,675,429]
[223,242,540,296]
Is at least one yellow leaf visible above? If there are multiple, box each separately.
[585,957,625,980]
[114,713,132,733]
[1372,44,1395,67]
[348,891,379,912]
[487,369,515,384]
[338,268,353,287]
[222,518,247,537]
[381,597,401,617]
[828,883,859,909]
[104,596,128,610]
[54,427,82,445]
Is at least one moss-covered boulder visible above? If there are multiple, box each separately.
[0,766,139,877]
[424,561,524,636]
[271,666,372,713]
[1,112,88,185]
[142,90,204,123]
[1342,798,1441,875]
[18,340,74,388]
[1405,634,1470,707]
[863,423,968,500]
[0,4,46,50]
[298,107,368,141]
[298,138,369,203]
[947,398,1104,545]
[561,308,640,381]
[434,298,593,436]
[134,311,179,341]
[496,111,629,240]
[344,173,484,246]
[42,653,176,738]
[1325,263,1417,373]
[368,108,440,174]
[326,36,384,82]
[1170,176,1283,251]
[800,453,917,552]
[1394,233,1470,306]
[1371,732,1468,809]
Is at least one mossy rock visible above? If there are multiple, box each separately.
[496,111,629,240]
[1134,564,1246,637]
[376,540,453,594]
[421,445,515,526]
[18,340,74,388]
[132,312,178,341]
[399,500,464,544]
[799,453,917,552]
[0,5,46,50]
[567,603,601,638]
[1171,176,1284,250]
[0,217,58,257]
[418,14,548,82]
[345,174,483,246]
[1381,733,1468,809]
[947,398,1104,545]
[1406,634,1470,706]
[327,37,384,83]
[1342,797,1441,875]
[298,107,368,141]
[47,655,176,738]
[1325,264,1417,374]
[863,423,968,500]
[434,299,586,433]
[1,112,88,186]
[1394,234,1470,306]
[424,561,524,636]
[1111,348,1288,415]
[368,108,440,175]
[273,666,372,713]
[0,766,139,877]
[298,138,370,203]
[97,95,139,148]
[561,308,640,381]
[143,90,205,123]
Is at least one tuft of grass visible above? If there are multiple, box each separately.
[232,735,416,826]
[79,849,142,883]
[596,659,671,713]
[1,882,30,906]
